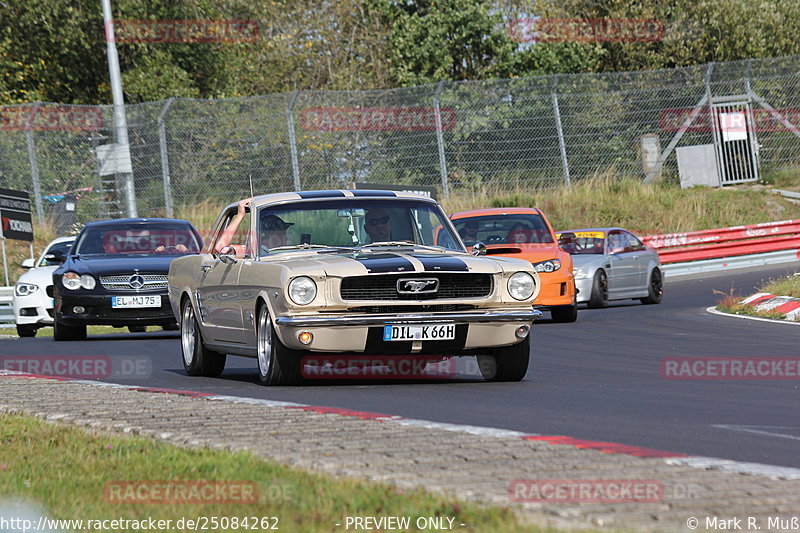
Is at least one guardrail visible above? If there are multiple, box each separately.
[0,286,14,325]
[642,219,800,264]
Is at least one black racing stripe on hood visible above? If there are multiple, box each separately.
[349,253,415,273]
[407,254,469,272]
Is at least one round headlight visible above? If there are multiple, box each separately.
[288,276,317,305]
[62,272,81,291]
[80,274,96,290]
[14,283,38,297]
[507,272,535,301]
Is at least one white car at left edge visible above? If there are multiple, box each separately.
[13,236,75,337]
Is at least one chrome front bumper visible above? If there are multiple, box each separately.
[274,309,542,328]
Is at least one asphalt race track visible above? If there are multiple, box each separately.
[3,264,799,468]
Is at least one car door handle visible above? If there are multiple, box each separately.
[201,265,212,272]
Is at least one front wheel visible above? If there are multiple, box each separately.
[477,335,530,382]
[587,269,609,309]
[640,267,664,305]
[16,324,37,337]
[128,325,147,333]
[53,319,86,341]
[181,299,226,377]
[256,305,302,386]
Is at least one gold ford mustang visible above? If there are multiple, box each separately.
[168,190,541,385]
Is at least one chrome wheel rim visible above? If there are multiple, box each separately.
[257,308,272,378]
[181,303,195,366]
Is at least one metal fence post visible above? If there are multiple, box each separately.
[433,81,450,197]
[287,91,302,192]
[551,76,571,186]
[158,98,175,217]
[25,103,44,224]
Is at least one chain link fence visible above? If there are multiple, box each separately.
[2,55,800,223]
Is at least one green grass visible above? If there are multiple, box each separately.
[0,414,548,533]
[761,273,800,298]
[441,174,800,235]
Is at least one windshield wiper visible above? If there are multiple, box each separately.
[360,241,447,252]
[265,244,354,253]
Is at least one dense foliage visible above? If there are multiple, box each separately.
[2,0,800,104]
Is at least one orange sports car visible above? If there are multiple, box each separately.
[450,208,577,322]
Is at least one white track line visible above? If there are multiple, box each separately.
[713,424,800,442]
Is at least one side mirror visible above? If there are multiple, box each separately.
[218,246,238,264]
[471,242,487,256]
[44,250,66,265]
[21,258,35,268]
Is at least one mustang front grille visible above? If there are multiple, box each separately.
[346,304,477,314]
[340,273,492,301]
[100,274,168,291]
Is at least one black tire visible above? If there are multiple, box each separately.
[180,298,226,377]
[53,319,87,341]
[477,335,530,382]
[128,325,147,333]
[162,323,179,331]
[640,267,664,305]
[550,302,578,323]
[587,269,609,309]
[256,304,302,386]
[16,324,37,338]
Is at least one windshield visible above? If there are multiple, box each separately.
[39,240,73,266]
[568,231,606,255]
[453,213,554,245]
[256,199,463,254]
[73,224,200,256]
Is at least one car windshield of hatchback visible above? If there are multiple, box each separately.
[453,214,554,245]
[256,199,463,253]
[73,224,200,256]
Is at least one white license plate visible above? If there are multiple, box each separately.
[383,323,456,341]
[111,295,161,309]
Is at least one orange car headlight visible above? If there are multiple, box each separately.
[533,259,561,273]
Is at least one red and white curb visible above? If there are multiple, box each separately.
[740,292,800,319]
[4,370,800,481]
[708,291,800,325]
